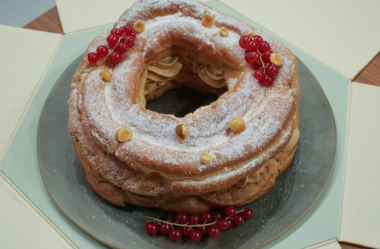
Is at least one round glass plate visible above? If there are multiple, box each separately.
[37,55,336,249]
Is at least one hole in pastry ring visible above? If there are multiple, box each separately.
[73,0,300,194]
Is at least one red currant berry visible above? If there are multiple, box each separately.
[243,208,254,220]
[212,211,222,221]
[124,24,133,35]
[165,212,176,222]
[216,218,230,230]
[188,214,200,225]
[169,229,182,242]
[120,27,127,36]
[245,52,260,64]
[262,50,272,63]
[245,41,258,53]
[115,28,124,37]
[175,212,188,224]
[110,28,118,36]
[159,223,171,235]
[129,30,136,39]
[110,52,122,63]
[181,227,192,237]
[251,61,262,70]
[261,75,274,86]
[119,27,126,36]
[254,69,264,80]
[224,206,237,217]
[124,36,134,48]
[253,35,263,46]
[259,41,271,53]
[266,64,278,76]
[116,42,128,54]
[239,35,253,49]
[226,219,233,229]
[87,53,99,64]
[107,34,118,48]
[197,226,208,235]
[200,212,213,224]
[146,222,159,235]
[233,214,245,227]
[96,46,108,58]
[208,225,221,238]
[190,230,202,242]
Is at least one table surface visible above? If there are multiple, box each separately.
[23,6,377,249]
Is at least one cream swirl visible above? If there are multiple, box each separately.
[140,55,182,106]
[140,55,230,106]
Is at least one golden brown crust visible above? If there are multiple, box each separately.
[72,110,299,212]
[73,129,298,213]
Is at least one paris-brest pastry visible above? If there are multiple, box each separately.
[68,0,300,213]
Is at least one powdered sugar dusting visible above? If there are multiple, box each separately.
[179,122,293,185]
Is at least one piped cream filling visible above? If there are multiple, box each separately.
[283,128,299,152]
[234,127,299,188]
[139,55,231,106]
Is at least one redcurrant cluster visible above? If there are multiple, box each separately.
[239,35,280,86]
[87,24,136,64]
[144,206,254,242]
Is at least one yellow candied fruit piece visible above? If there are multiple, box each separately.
[229,117,246,133]
[116,127,133,142]
[219,27,229,37]
[175,124,190,141]
[270,53,283,67]
[101,67,112,82]
[246,28,256,37]
[200,152,213,164]
[201,13,215,28]
[133,20,145,33]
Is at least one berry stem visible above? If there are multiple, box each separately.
[257,49,266,74]
[142,215,217,228]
